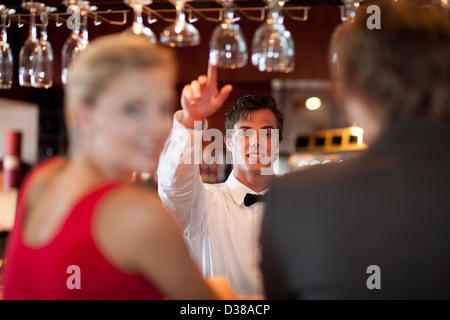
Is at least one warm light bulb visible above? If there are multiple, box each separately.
[350,126,364,137]
[305,97,322,111]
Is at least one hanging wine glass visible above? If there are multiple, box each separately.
[61,1,90,84]
[19,2,45,87]
[209,0,247,69]
[124,0,156,43]
[31,5,55,89]
[251,0,295,73]
[341,0,359,22]
[160,0,200,47]
[0,6,15,89]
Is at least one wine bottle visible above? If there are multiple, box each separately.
[2,130,22,192]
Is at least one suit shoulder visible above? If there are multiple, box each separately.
[274,160,344,185]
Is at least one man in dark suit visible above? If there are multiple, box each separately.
[261,0,450,299]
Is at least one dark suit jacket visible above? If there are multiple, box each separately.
[261,117,450,299]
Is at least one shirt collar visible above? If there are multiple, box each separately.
[225,170,269,207]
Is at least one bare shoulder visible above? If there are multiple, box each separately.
[92,184,182,271]
[26,157,69,204]
[97,184,170,228]
[31,157,69,184]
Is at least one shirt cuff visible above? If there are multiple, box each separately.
[173,110,208,132]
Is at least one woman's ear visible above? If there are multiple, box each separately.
[74,104,95,137]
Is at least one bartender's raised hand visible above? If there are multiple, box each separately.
[180,60,233,128]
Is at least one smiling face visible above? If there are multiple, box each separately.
[81,67,175,179]
[65,34,177,181]
[226,109,280,179]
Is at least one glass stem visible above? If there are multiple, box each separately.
[134,4,144,26]
[1,13,7,44]
[175,1,186,23]
[223,7,234,25]
[132,4,144,34]
[81,9,88,41]
[70,5,80,37]
[29,8,37,40]
[267,9,277,25]
[40,11,48,41]
[267,0,286,26]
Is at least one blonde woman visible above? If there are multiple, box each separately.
[2,34,220,300]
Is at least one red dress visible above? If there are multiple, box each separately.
[2,159,163,300]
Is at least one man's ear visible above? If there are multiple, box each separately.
[275,139,282,154]
[224,135,233,153]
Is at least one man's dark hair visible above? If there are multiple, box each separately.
[225,95,284,141]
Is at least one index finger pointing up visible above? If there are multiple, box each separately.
[207,59,218,88]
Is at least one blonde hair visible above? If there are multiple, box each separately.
[64,33,176,154]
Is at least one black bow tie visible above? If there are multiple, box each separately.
[244,193,265,206]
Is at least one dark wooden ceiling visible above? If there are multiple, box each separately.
[0,0,346,93]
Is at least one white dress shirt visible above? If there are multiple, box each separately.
[157,111,267,296]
